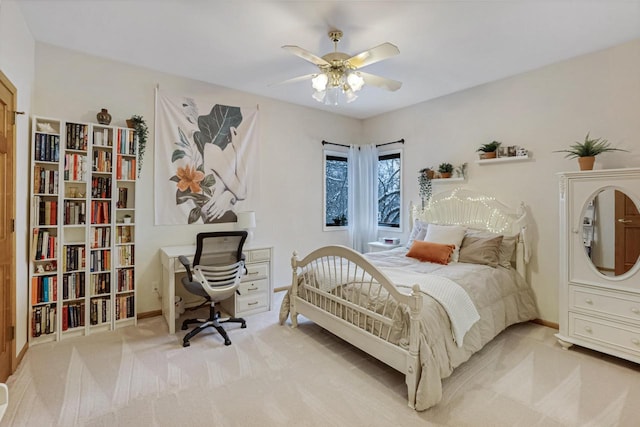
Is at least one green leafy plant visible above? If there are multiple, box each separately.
[554,132,627,158]
[129,115,149,177]
[477,141,501,153]
[438,162,453,174]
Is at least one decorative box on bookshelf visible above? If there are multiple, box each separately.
[28,115,137,344]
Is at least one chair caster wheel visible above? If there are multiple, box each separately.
[183,341,190,347]
[224,339,232,346]
[241,322,247,329]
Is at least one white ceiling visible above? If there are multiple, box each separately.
[17,0,640,119]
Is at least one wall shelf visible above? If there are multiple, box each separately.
[432,177,465,183]
[476,154,531,165]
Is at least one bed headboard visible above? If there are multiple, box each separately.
[410,188,530,276]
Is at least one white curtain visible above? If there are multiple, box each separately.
[348,144,378,253]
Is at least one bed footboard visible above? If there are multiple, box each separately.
[289,245,423,409]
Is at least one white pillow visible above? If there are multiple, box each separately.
[406,219,428,248]
[424,224,466,262]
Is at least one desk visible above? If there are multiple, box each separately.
[160,245,273,334]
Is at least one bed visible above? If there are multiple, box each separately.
[279,188,538,411]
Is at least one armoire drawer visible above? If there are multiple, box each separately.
[570,285,640,325]
[569,313,640,356]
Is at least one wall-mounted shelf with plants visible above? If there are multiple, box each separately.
[476,153,532,164]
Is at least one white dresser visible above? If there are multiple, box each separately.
[557,168,640,363]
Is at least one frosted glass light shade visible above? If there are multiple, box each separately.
[237,211,256,229]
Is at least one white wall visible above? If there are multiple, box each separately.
[362,38,640,322]
[0,0,36,356]
[32,43,361,314]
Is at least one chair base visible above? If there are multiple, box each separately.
[181,303,246,347]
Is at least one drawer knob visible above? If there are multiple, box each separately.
[248,286,258,291]
[632,308,640,315]
[248,301,259,306]
[632,339,640,346]
[584,326,592,333]
[247,271,259,276]
[585,298,593,305]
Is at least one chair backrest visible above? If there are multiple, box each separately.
[193,231,248,267]
[194,261,245,297]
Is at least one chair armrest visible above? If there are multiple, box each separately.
[178,255,193,282]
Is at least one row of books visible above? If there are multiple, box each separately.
[63,153,88,181]
[90,200,110,224]
[32,228,57,260]
[31,275,57,304]
[62,245,86,272]
[34,133,60,162]
[63,200,86,225]
[32,305,56,337]
[93,128,112,147]
[115,295,135,320]
[89,249,111,272]
[116,155,136,180]
[34,166,59,195]
[90,273,111,296]
[90,298,111,325]
[91,226,111,248]
[116,187,129,208]
[117,246,135,267]
[117,268,134,292]
[116,226,132,244]
[115,129,137,155]
[91,176,112,199]
[92,149,113,173]
[62,301,85,330]
[34,197,58,226]
[65,123,89,151]
[62,272,85,300]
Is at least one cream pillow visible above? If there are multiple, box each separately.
[424,224,466,262]
[406,219,429,248]
[465,229,518,269]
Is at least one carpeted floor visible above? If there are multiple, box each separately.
[3,295,640,426]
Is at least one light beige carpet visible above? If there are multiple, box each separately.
[3,295,640,426]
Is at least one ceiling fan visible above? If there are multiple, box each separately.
[278,30,402,105]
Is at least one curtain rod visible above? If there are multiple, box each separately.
[322,138,404,148]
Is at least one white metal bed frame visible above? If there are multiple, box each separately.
[288,188,529,409]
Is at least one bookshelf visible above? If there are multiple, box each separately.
[29,116,137,344]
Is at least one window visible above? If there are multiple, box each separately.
[378,151,401,228]
[324,152,348,228]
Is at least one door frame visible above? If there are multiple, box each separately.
[0,69,17,379]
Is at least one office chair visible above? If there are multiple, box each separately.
[178,231,248,347]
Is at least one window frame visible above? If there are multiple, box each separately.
[323,149,349,231]
[377,148,403,232]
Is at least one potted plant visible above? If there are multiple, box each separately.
[126,115,149,177]
[438,162,453,178]
[554,133,628,170]
[477,141,501,159]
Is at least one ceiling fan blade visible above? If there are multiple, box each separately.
[282,45,330,67]
[346,42,400,69]
[270,73,316,87]
[359,71,402,92]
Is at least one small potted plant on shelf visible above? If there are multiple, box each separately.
[554,132,628,171]
[438,162,453,178]
[477,141,501,159]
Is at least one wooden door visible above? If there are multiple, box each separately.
[615,191,640,275]
[0,71,16,382]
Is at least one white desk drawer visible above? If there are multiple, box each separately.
[570,285,640,325]
[248,248,271,262]
[239,278,268,295]
[242,263,268,281]
[237,292,269,312]
[570,313,640,356]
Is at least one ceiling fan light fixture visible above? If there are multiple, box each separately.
[347,71,364,92]
[312,89,326,103]
[311,73,328,91]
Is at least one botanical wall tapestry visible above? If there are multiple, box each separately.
[155,90,259,224]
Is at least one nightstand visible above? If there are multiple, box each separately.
[367,241,402,252]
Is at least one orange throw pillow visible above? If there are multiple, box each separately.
[406,240,455,265]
